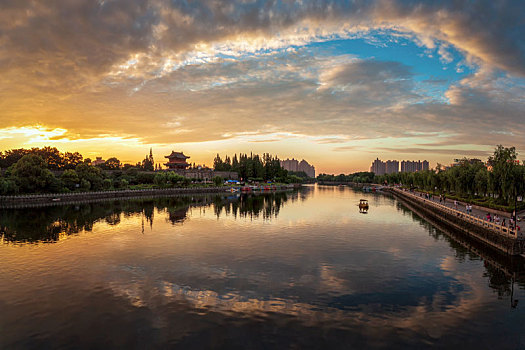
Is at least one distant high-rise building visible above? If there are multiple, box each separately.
[371,158,429,174]
[281,158,298,172]
[280,158,315,178]
[370,158,386,175]
[298,160,315,178]
[385,160,399,174]
[401,160,415,172]
[400,160,429,173]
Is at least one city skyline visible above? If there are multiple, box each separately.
[1,1,524,174]
[280,158,316,178]
[370,158,430,175]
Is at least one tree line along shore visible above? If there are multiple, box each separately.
[0,147,306,196]
[318,146,525,213]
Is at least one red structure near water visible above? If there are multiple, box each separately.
[164,151,190,170]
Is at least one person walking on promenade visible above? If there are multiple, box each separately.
[454,200,458,210]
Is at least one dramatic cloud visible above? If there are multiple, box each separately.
[0,0,524,171]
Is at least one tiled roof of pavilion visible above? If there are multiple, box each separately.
[165,151,190,159]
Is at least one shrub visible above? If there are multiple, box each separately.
[136,172,155,184]
[61,169,80,191]
[213,176,223,186]
[103,178,112,190]
[80,179,91,191]
[154,172,167,187]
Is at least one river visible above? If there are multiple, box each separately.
[1,185,524,349]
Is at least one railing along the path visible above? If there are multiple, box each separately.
[392,188,522,240]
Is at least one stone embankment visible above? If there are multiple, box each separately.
[0,185,301,208]
[386,187,525,256]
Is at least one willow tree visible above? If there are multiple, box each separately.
[488,145,517,203]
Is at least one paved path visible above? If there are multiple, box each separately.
[409,190,520,228]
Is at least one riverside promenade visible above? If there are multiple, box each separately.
[410,190,518,221]
[387,187,525,256]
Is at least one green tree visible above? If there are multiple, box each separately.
[113,178,129,189]
[0,148,30,168]
[75,163,104,191]
[213,154,224,171]
[33,146,64,169]
[10,155,55,193]
[475,167,489,197]
[154,172,167,187]
[63,152,83,169]
[213,176,223,186]
[80,179,91,191]
[104,157,121,170]
[166,172,185,187]
[0,176,18,194]
[61,169,80,191]
[136,172,155,184]
[231,154,239,174]
[141,148,154,171]
[286,175,303,183]
[103,178,112,190]
[488,145,517,203]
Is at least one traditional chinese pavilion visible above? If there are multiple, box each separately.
[164,151,190,170]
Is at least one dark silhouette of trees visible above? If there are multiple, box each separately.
[317,172,375,183]
[141,148,154,171]
[0,147,81,169]
[63,152,84,169]
[214,152,288,181]
[104,157,122,170]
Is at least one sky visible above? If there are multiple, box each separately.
[0,0,524,174]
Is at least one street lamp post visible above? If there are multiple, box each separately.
[512,182,518,233]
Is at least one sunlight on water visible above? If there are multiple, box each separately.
[1,185,524,349]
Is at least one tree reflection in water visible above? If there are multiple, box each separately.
[395,200,525,296]
[0,192,297,244]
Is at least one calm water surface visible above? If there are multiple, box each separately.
[1,185,525,349]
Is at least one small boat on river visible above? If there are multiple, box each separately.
[359,199,369,213]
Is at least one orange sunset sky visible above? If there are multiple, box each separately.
[1,1,524,173]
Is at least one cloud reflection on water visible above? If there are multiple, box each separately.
[1,186,524,348]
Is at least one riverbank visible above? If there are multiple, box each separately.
[317,181,373,186]
[409,188,524,214]
[0,184,302,208]
[409,189,517,219]
[386,187,525,256]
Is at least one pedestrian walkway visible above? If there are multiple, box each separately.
[410,190,521,230]
[389,188,525,255]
